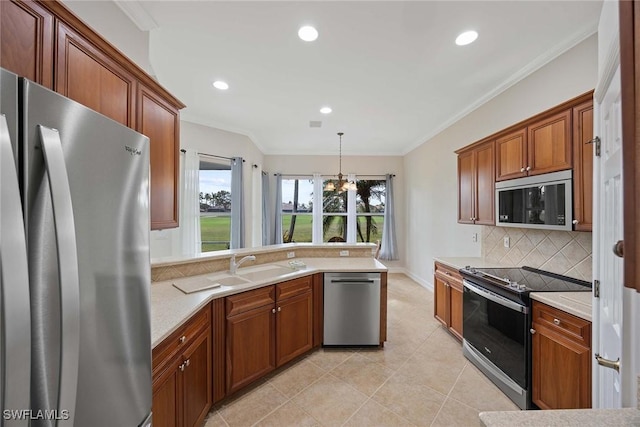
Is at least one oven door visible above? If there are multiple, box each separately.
[462,280,529,390]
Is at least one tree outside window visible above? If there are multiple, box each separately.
[355,180,386,243]
[281,178,313,243]
[199,160,232,252]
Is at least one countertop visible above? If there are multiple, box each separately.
[433,256,513,270]
[151,257,387,348]
[530,291,592,321]
[480,408,640,426]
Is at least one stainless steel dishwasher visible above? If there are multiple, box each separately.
[323,272,381,346]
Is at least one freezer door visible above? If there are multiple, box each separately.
[22,79,151,427]
[0,112,31,424]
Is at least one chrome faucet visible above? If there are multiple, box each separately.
[230,254,256,274]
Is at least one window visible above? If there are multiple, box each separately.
[199,159,231,252]
[322,179,349,242]
[355,179,386,242]
[281,178,313,243]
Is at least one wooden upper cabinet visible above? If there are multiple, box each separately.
[138,85,180,230]
[572,101,594,231]
[457,140,495,225]
[55,21,136,127]
[457,150,474,224]
[528,109,572,176]
[496,128,527,181]
[0,0,54,88]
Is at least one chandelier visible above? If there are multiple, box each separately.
[325,132,356,192]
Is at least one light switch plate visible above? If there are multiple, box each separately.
[287,251,295,258]
[340,250,349,257]
[472,233,478,243]
[503,236,510,248]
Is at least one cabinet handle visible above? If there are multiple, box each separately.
[444,271,451,276]
[277,306,282,312]
[184,359,190,368]
[272,308,276,314]
[470,217,473,221]
[553,318,561,325]
[526,166,531,171]
[179,335,186,344]
[572,220,579,225]
[530,328,536,334]
[520,167,525,172]
[179,362,186,372]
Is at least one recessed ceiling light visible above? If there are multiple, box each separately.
[298,26,318,42]
[212,80,229,90]
[455,30,478,46]
[320,106,332,114]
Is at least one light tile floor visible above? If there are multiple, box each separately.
[205,273,520,427]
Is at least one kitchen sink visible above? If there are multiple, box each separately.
[237,265,295,282]
[210,275,251,287]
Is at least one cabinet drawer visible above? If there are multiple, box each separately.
[434,262,463,286]
[532,301,591,347]
[276,276,312,300]
[153,303,211,374]
[226,286,275,317]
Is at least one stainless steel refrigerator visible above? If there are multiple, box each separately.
[0,68,152,427]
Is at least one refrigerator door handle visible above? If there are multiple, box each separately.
[38,125,80,426]
[0,114,31,425]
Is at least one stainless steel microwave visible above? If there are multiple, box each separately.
[495,170,572,231]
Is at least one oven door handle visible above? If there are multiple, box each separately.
[463,280,528,313]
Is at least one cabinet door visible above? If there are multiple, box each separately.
[474,141,495,225]
[532,323,591,409]
[182,330,212,427]
[0,0,53,88]
[138,85,180,230]
[433,274,448,327]
[152,357,183,427]
[226,304,275,394]
[496,128,527,181]
[572,101,594,231]
[55,21,135,127]
[448,281,463,340]
[457,150,475,224]
[528,109,572,176]
[276,291,313,367]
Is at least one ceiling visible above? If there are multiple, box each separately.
[118,1,602,156]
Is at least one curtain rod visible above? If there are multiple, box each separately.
[180,149,244,162]
[273,173,395,178]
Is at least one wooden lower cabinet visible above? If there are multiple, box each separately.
[531,301,591,409]
[152,304,212,427]
[226,276,314,396]
[433,262,463,341]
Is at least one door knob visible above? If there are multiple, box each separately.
[613,240,624,258]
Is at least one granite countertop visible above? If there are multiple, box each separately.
[151,257,387,347]
[480,408,640,426]
[434,256,514,270]
[530,291,592,321]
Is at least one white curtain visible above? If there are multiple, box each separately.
[274,174,283,244]
[346,173,357,243]
[180,149,201,256]
[262,171,272,245]
[312,173,323,243]
[230,157,244,249]
[379,174,399,260]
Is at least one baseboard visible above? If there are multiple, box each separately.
[402,270,434,292]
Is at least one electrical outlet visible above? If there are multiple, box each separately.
[503,236,510,248]
[287,251,295,259]
[472,233,478,243]
[340,250,349,257]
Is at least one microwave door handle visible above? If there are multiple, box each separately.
[0,114,32,420]
[38,125,80,427]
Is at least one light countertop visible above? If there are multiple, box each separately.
[530,291,592,321]
[480,408,640,426]
[151,257,387,347]
[433,256,514,270]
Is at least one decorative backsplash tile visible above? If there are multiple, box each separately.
[482,226,592,281]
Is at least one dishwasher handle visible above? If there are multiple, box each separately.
[330,279,377,283]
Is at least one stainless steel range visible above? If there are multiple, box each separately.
[459,266,591,409]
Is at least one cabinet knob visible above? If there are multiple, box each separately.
[520,167,525,172]
[179,362,186,372]
[526,166,531,171]
[184,359,190,367]
[272,308,276,314]
[179,335,186,344]
[553,318,561,326]
[278,306,282,312]
[572,220,579,225]
[530,328,536,334]
[470,217,474,221]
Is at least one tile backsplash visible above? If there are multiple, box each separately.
[482,226,592,281]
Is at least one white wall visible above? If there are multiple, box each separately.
[404,35,598,288]
[151,121,264,259]
[264,155,405,270]
[61,0,153,74]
